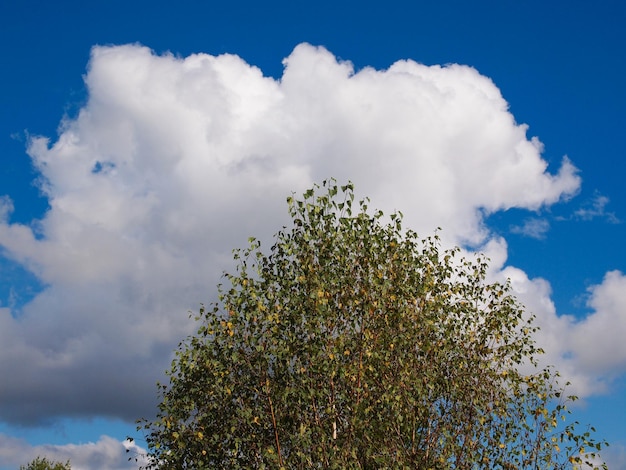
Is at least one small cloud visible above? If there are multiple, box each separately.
[573,191,620,223]
[0,434,147,470]
[10,132,25,142]
[601,442,626,470]
[0,196,14,223]
[510,217,550,239]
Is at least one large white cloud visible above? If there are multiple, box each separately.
[0,43,619,427]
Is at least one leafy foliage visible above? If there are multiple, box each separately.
[138,181,607,469]
[19,457,71,470]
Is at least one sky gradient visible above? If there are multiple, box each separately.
[1,1,625,468]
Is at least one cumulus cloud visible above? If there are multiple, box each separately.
[0,42,617,429]
[0,433,147,470]
[571,271,626,376]
[490,255,626,396]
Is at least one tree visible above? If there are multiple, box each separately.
[20,457,71,470]
[138,181,607,469]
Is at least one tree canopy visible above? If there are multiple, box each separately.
[20,457,71,470]
[137,181,607,469]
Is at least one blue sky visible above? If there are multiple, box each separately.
[1,1,625,468]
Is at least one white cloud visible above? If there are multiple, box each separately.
[573,191,620,223]
[0,434,146,470]
[510,217,550,239]
[570,271,626,375]
[601,442,626,470]
[0,42,618,428]
[0,196,13,223]
[488,252,626,396]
